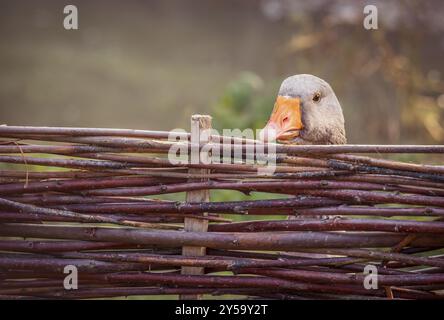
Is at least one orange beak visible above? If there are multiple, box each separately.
[259,96,304,143]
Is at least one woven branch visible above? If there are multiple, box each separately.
[0,123,443,300]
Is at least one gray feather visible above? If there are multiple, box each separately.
[279,74,347,145]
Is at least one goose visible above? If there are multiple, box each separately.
[259,74,347,257]
[259,74,346,145]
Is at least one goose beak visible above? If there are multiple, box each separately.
[259,96,304,142]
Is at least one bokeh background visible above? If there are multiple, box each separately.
[1,0,444,145]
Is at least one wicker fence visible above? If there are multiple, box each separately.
[0,115,444,299]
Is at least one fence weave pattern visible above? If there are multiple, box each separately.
[0,121,444,300]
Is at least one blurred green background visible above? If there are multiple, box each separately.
[1,0,443,145]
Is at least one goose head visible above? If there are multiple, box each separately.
[259,74,347,145]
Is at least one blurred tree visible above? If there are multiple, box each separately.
[212,72,278,134]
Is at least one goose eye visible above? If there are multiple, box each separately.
[312,92,321,102]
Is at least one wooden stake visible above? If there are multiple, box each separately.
[180,114,211,300]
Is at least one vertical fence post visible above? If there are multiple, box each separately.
[180,114,211,300]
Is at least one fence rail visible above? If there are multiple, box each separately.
[0,116,444,300]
